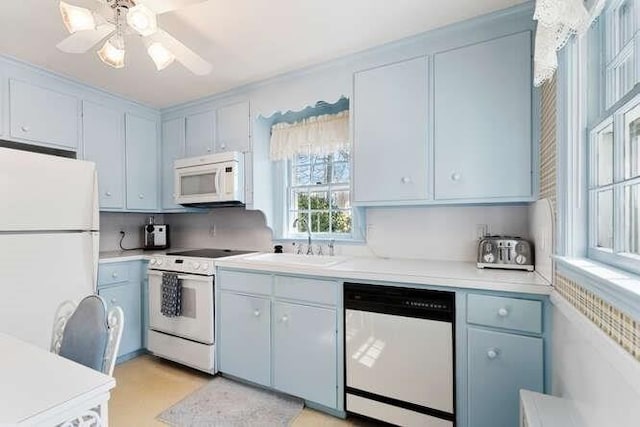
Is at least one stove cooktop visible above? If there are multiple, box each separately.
[166,249,255,259]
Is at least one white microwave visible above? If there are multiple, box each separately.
[174,151,245,206]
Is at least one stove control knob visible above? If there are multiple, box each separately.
[157,259,163,266]
[483,253,495,263]
[193,262,200,270]
[515,254,526,265]
[202,263,210,271]
[150,259,156,265]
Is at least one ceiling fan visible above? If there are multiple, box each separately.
[56,0,212,74]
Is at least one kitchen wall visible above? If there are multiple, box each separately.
[163,204,529,261]
[99,212,164,252]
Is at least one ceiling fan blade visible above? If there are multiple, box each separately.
[138,0,207,14]
[150,29,212,75]
[56,24,115,54]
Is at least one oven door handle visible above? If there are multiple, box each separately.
[147,270,213,283]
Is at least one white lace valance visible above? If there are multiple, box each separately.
[534,0,606,86]
[270,111,349,161]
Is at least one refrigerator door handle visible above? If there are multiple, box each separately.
[91,231,100,293]
[91,169,100,232]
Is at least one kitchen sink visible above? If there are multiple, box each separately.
[243,253,346,267]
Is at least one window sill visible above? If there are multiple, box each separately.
[554,256,640,320]
[273,236,366,245]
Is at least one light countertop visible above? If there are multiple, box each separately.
[216,254,552,295]
[99,250,552,295]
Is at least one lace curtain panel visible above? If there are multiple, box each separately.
[534,0,605,86]
[270,111,349,161]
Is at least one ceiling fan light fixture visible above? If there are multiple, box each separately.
[147,42,175,70]
[59,1,96,34]
[98,37,125,69]
[126,4,157,37]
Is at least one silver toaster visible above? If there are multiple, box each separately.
[477,236,534,271]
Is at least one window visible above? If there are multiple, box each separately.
[582,0,640,273]
[288,148,352,237]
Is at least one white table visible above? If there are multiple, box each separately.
[0,332,116,426]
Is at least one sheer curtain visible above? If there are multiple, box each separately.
[269,111,349,161]
[533,0,606,86]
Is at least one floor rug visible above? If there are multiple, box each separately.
[157,376,304,427]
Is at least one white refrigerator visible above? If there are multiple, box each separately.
[0,147,99,349]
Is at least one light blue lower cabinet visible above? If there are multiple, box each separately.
[218,292,271,387]
[97,261,144,362]
[467,327,543,427]
[272,301,337,408]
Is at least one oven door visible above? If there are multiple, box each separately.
[174,163,222,205]
[148,270,214,344]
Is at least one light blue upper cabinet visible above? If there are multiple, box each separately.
[216,100,250,153]
[272,301,337,408]
[185,110,214,157]
[9,79,79,150]
[82,101,125,209]
[434,31,533,201]
[125,113,159,210]
[353,56,429,204]
[161,117,185,210]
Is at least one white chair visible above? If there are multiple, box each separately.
[51,295,124,376]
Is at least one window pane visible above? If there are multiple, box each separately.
[596,124,614,186]
[625,184,640,255]
[294,153,310,166]
[311,162,328,184]
[332,162,350,183]
[331,190,351,209]
[291,211,309,232]
[624,104,640,179]
[293,166,311,185]
[291,190,309,211]
[331,210,352,234]
[334,149,350,162]
[309,191,329,209]
[310,211,330,233]
[597,190,614,249]
[620,1,634,46]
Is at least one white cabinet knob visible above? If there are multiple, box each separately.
[450,172,461,182]
[281,315,289,323]
[110,298,117,304]
[138,194,144,199]
[498,307,509,317]
[207,148,212,152]
[487,348,499,359]
[112,272,118,278]
[105,191,112,197]
[400,176,411,184]
[220,143,226,149]
[253,310,261,317]
[20,125,29,132]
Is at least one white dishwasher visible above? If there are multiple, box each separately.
[345,283,455,427]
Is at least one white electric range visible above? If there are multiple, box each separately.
[146,249,254,373]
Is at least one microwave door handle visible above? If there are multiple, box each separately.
[215,168,222,197]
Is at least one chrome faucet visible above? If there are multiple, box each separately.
[293,217,313,255]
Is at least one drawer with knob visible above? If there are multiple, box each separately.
[97,263,129,286]
[467,294,542,334]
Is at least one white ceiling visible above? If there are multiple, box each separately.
[0,0,526,108]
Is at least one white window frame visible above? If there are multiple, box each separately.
[285,148,354,240]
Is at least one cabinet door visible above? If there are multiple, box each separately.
[216,101,250,153]
[9,79,78,150]
[185,111,214,157]
[353,57,429,203]
[161,118,185,210]
[468,327,543,427]
[219,292,271,386]
[125,113,158,210]
[434,31,532,201]
[273,301,337,408]
[82,101,125,209]
[99,281,142,358]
